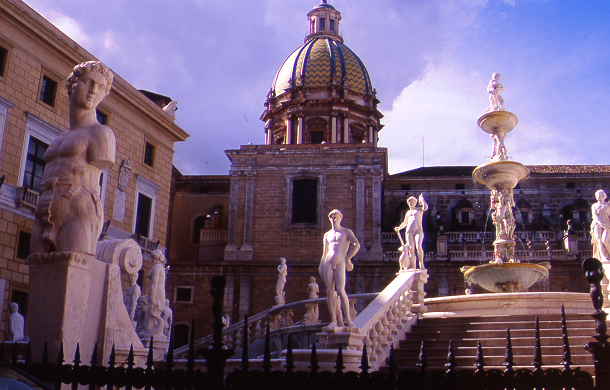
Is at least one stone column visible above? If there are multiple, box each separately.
[296,115,304,144]
[238,274,251,320]
[355,168,366,248]
[331,114,338,143]
[286,115,293,144]
[265,121,272,145]
[370,167,383,257]
[343,114,350,143]
[241,170,256,257]
[224,170,241,257]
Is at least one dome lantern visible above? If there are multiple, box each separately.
[305,0,343,43]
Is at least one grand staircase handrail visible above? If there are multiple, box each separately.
[172,292,379,358]
[351,269,429,370]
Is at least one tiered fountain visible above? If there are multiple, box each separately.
[461,73,550,293]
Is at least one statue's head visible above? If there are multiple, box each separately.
[8,302,18,313]
[310,276,316,283]
[137,295,149,311]
[492,72,501,80]
[66,61,113,98]
[596,189,607,202]
[328,209,343,223]
[151,249,166,264]
[280,257,286,264]
[165,299,170,306]
[407,196,418,208]
[128,273,138,285]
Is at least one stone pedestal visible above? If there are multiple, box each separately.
[141,335,170,362]
[317,327,363,350]
[27,252,93,362]
[27,239,146,366]
[436,234,448,261]
[288,348,363,372]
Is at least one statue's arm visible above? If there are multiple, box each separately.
[89,126,116,169]
[345,229,361,262]
[395,213,408,231]
[418,194,428,211]
[319,234,328,275]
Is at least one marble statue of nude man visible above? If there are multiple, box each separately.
[319,209,360,329]
[30,61,116,256]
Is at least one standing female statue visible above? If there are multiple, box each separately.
[591,189,610,262]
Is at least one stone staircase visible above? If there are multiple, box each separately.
[394,313,597,372]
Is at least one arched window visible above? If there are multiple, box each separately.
[193,215,206,243]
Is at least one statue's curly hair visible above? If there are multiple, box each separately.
[65,61,113,97]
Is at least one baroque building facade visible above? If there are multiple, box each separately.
[0,0,188,339]
[168,1,595,347]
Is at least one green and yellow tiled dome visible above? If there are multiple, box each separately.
[272,37,373,97]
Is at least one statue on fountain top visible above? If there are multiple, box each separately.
[484,72,505,113]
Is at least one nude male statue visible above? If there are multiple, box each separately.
[486,72,505,112]
[124,273,141,327]
[30,61,116,256]
[319,210,360,329]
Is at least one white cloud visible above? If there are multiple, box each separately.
[380,63,488,174]
[25,1,92,47]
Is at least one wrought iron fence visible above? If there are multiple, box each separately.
[6,263,610,389]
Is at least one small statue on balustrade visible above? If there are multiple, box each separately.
[275,257,287,306]
[7,303,27,342]
[304,276,320,324]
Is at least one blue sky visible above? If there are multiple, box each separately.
[24,0,610,175]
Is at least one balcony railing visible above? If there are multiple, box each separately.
[199,229,228,242]
[132,234,159,252]
[17,186,39,209]
[383,230,590,244]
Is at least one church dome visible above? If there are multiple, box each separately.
[271,37,373,98]
[261,1,383,147]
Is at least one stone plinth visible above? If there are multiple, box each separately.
[317,327,363,350]
[27,239,146,366]
[141,336,170,362]
[424,292,594,318]
[288,349,363,372]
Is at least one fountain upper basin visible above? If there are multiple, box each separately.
[472,161,529,189]
[462,262,550,293]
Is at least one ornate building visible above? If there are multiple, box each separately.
[0,0,188,339]
[168,1,594,347]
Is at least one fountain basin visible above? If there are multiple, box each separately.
[472,161,529,189]
[477,111,518,134]
[462,262,550,293]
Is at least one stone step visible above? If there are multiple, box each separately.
[399,335,595,349]
[420,314,592,325]
[395,345,591,358]
[412,319,595,331]
[394,353,594,367]
[391,365,595,374]
[394,313,598,372]
[406,327,595,340]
